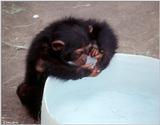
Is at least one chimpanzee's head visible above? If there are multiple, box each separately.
[51,18,93,66]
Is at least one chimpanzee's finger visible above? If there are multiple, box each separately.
[91,48,97,57]
[90,69,100,77]
[89,52,92,56]
[95,54,103,59]
[82,63,93,69]
[89,49,93,56]
[90,48,94,57]
[94,50,99,56]
[93,50,97,57]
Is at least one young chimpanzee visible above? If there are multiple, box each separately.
[17,17,118,120]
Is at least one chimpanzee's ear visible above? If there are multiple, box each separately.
[89,25,93,33]
[51,40,65,51]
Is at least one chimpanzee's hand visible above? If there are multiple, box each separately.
[89,47,103,60]
[82,64,101,77]
[81,63,94,69]
[89,47,99,57]
[89,67,101,77]
[88,47,103,77]
[77,64,93,78]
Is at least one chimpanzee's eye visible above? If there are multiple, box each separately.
[75,48,84,55]
[77,51,83,55]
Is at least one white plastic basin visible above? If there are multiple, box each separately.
[41,53,160,125]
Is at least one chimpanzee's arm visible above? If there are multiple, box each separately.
[87,20,118,71]
[44,61,91,80]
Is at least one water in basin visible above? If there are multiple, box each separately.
[41,53,160,124]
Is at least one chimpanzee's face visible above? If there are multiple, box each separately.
[68,44,92,66]
[51,41,92,66]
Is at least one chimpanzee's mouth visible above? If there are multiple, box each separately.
[67,56,97,67]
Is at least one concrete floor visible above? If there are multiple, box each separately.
[1,1,159,124]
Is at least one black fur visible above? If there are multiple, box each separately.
[17,17,118,120]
